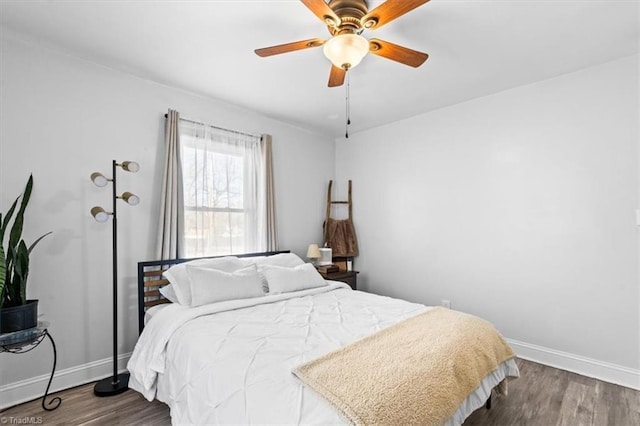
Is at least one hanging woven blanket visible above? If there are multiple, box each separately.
[324,218,358,257]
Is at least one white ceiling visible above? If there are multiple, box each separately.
[0,1,638,138]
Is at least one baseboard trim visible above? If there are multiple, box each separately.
[506,338,640,390]
[0,352,131,410]
[3,340,639,409]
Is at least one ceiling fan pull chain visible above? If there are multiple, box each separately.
[345,69,351,138]
[347,69,351,126]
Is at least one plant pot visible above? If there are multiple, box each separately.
[0,300,39,333]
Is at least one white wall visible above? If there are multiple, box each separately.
[0,31,334,392]
[336,56,639,375]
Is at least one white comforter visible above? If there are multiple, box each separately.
[128,282,518,425]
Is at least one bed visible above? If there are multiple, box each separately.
[128,251,519,425]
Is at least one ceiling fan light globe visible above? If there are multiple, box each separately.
[323,34,369,69]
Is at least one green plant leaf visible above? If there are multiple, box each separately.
[15,241,29,305]
[0,244,5,309]
[28,232,52,254]
[5,245,19,306]
[0,196,19,244]
[7,174,33,254]
[3,231,16,306]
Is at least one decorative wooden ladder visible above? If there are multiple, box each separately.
[323,180,358,261]
[324,179,353,238]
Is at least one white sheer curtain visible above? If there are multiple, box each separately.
[179,120,268,257]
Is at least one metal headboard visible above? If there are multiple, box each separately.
[137,250,289,334]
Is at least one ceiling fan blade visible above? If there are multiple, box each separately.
[361,0,430,30]
[255,38,325,57]
[368,38,428,67]
[300,0,341,27]
[328,65,346,87]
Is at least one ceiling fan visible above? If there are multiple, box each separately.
[255,0,430,87]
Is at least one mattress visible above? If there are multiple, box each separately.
[128,282,518,425]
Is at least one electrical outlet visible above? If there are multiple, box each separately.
[442,299,451,309]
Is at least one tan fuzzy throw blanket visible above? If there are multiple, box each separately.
[293,307,516,426]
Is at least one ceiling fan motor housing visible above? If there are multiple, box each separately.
[328,0,371,34]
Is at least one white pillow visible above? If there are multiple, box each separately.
[252,253,305,268]
[260,263,327,295]
[164,257,250,306]
[187,264,264,307]
[252,253,306,292]
[159,284,179,303]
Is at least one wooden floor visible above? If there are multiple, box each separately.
[464,359,639,426]
[1,359,638,425]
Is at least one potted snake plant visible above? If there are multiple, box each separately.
[0,175,51,333]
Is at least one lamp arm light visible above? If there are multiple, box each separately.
[117,161,140,173]
[90,206,112,223]
[90,172,111,187]
[118,192,140,206]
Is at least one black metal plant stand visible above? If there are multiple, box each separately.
[0,322,62,411]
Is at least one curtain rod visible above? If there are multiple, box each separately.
[164,113,261,139]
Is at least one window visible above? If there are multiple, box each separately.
[179,120,265,257]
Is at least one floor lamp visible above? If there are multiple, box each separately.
[90,160,140,397]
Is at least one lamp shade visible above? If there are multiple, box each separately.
[307,244,321,259]
[91,172,109,187]
[323,34,369,69]
[120,161,140,173]
[120,192,140,206]
[90,206,111,223]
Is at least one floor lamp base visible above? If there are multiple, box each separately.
[94,372,130,397]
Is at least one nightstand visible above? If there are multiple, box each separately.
[320,270,358,290]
